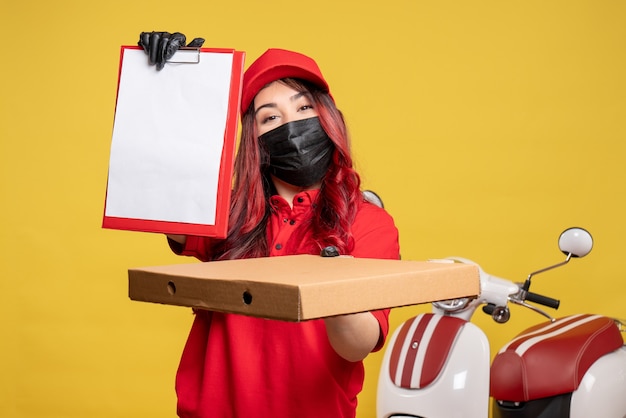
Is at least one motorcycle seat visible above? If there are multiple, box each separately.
[490,314,623,402]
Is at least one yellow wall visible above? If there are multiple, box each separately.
[2,1,625,417]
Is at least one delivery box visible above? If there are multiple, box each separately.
[128,255,479,321]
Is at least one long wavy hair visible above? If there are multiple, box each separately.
[211,78,361,260]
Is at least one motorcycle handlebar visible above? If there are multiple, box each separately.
[525,291,560,309]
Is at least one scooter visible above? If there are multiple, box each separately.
[377,227,626,418]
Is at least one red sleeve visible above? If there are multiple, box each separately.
[350,201,400,260]
[167,235,216,262]
[370,309,391,352]
[350,201,401,351]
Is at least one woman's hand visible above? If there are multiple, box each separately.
[138,31,205,70]
[324,312,380,362]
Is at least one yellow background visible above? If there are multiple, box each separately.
[1,1,625,417]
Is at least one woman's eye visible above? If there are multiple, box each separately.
[260,114,278,124]
[299,104,314,112]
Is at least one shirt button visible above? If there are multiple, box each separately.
[297,197,304,203]
[275,243,283,250]
[283,218,288,223]
[289,220,296,225]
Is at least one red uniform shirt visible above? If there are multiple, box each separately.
[173,190,400,418]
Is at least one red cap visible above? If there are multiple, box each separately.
[240,48,330,113]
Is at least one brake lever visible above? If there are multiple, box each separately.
[509,297,555,322]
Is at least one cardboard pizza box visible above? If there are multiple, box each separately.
[128,255,479,321]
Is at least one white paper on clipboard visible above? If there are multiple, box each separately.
[104,47,238,230]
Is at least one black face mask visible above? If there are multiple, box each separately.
[259,117,335,187]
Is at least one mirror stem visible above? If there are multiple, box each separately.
[522,253,572,291]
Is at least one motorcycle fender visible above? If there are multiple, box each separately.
[570,346,626,418]
[377,315,490,418]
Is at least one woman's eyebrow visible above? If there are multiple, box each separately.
[254,102,276,115]
[290,91,307,102]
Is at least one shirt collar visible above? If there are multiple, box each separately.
[269,189,320,212]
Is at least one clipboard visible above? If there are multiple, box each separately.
[103,46,245,238]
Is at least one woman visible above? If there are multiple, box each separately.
[167,48,400,418]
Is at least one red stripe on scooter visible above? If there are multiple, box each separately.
[420,316,466,387]
[401,314,433,388]
[388,316,417,383]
